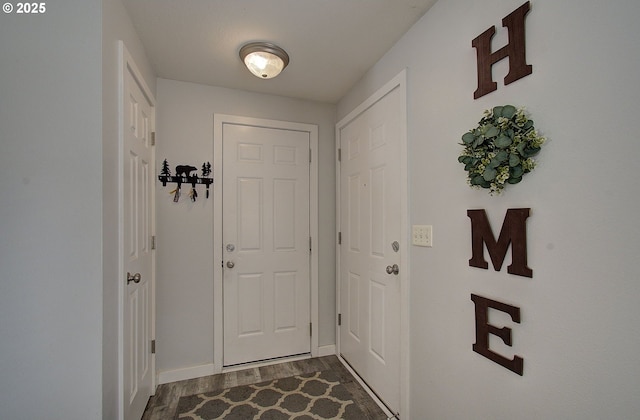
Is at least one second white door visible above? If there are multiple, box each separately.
[121,43,155,420]
[338,82,403,415]
[222,122,311,366]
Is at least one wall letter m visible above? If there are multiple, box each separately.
[467,208,532,278]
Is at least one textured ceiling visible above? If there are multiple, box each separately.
[122,0,438,103]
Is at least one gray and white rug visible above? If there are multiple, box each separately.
[175,370,367,419]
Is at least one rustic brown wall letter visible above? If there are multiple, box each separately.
[471,294,524,375]
[472,1,533,99]
[467,208,532,278]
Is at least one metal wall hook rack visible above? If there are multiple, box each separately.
[158,159,212,202]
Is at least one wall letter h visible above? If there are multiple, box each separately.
[472,1,533,99]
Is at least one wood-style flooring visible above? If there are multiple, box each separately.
[142,355,389,419]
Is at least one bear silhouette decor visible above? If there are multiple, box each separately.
[175,165,197,177]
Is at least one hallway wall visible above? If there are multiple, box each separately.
[338,0,640,418]
[0,1,103,418]
[154,79,336,377]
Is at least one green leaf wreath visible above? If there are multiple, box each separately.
[458,105,545,194]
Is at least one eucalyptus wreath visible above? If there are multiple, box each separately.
[458,105,545,194]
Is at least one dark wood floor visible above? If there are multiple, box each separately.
[142,355,389,419]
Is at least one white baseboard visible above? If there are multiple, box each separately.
[157,363,216,385]
[317,344,336,357]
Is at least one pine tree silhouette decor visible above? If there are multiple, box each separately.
[201,162,211,177]
[161,159,171,176]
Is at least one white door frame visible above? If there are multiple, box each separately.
[335,69,410,418]
[213,114,319,373]
[118,41,156,419]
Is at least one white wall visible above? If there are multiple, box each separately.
[155,79,336,376]
[0,1,103,418]
[102,0,156,417]
[338,0,640,418]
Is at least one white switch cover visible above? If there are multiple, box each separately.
[412,225,433,247]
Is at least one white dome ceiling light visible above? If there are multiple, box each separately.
[239,42,290,79]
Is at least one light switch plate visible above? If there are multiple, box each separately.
[412,225,433,247]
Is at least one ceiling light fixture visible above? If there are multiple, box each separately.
[239,42,289,79]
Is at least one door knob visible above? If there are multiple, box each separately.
[127,272,141,284]
[385,264,399,275]
[226,261,235,269]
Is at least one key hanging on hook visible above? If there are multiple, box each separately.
[172,178,182,202]
[189,187,198,202]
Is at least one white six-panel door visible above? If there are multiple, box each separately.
[222,122,311,366]
[338,83,403,415]
[121,44,155,420]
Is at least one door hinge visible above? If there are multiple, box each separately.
[309,323,313,336]
[309,236,312,253]
[151,235,156,250]
[337,148,341,162]
[338,232,342,245]
[150,132,156,146]
[151,340,156,354]
[309,148,312,163]
[338,313,342,326]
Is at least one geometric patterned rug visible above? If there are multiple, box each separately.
[175,370,367,419]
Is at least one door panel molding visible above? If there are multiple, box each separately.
[335,69,409,418]
[213,114,319,373]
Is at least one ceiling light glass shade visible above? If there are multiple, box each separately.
[239,42,289,79]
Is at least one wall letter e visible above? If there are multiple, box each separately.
[471,294,524,375]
